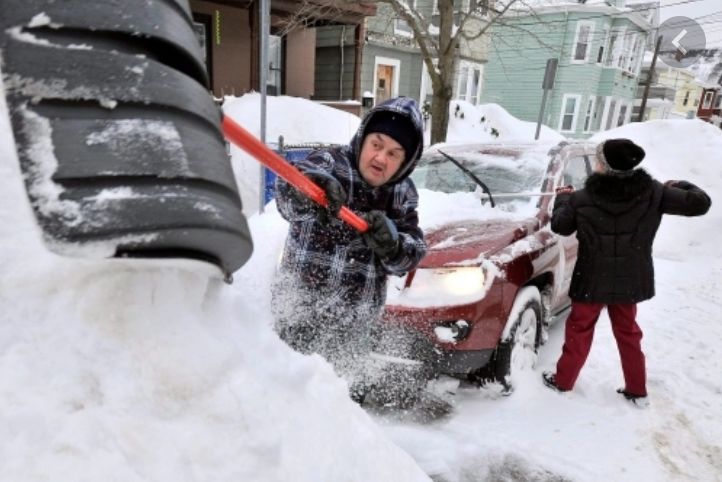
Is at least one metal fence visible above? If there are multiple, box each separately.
[265,142,338,204]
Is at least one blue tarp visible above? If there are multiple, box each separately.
[264,148,317,205]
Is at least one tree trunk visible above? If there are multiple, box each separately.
[429,0,456,145]
[430,87,452,145]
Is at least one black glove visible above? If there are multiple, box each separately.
[304,170,347,224]
[362,210,400,259]
[665,180,694,190]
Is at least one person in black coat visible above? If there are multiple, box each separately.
[542,138,711,405]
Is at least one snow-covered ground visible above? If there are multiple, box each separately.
[1,86,721,482]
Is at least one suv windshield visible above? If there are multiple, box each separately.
[411,146,549,208]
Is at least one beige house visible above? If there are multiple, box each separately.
[656,66,704,118]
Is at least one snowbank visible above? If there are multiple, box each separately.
[445,100,565,144]
[3,74,722,481]
[0,73,427,481]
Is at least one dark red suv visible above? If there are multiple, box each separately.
[381,141,596,393]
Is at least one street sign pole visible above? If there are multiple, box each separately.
[535,58,558,140]
[258,0,269,213]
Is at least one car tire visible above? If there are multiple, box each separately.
[475,286,543,393]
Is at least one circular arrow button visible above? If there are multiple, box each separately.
[658,16,706,68]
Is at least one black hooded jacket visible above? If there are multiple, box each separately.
[552,170,711,304]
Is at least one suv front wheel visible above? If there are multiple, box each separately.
[475,286,543,393]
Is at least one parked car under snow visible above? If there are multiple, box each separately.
[380,140,596,393]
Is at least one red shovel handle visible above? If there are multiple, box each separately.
[222,115,368,233]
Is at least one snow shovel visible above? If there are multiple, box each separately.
[222,115,369,233]
[1,0,253,278]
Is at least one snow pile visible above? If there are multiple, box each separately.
[2,76,722,481]
[445,100,564,144]
[0,75,427,481]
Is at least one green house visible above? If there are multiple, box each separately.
[314,0,491,110]
[481,1,652,138]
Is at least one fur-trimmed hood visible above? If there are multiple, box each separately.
[584,169,655,214]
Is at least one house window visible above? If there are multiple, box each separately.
[192,14,214,89]
[703,91,714,109]
[604,30,619,67]
[455,61,484,105]
[597,27,609,64]
[605,98,617,130]
[478,0,491,16]
[583,97,596,132]
[626,34,639,73]
[617,30,630,69]
[374,56,401,105]
[419,60,435,105]
[470,68,481,104]
[267,33,284,96]
[559,94,581,132]
[457,66,469,101]
[592,95,605,131]
[617,102,629,127]
[572,21,595,63]
[394,0,416,37]
[683,91,690,106]
[633,35,646,74]
[714,92,722,109]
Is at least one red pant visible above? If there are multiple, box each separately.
[555,301,646,396]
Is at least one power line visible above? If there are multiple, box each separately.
[487,10,722,41]
[483,17,722,55]
[490,0,706,28]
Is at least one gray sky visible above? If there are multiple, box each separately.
[660,0,722,48]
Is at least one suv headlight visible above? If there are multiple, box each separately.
[387,266,489,307]
[436,267,485,296]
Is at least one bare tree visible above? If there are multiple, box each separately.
[278,0,537,143]
[385,0,530,143]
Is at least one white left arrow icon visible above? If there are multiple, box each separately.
[673,29,688,55]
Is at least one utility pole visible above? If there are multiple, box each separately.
[638,34,663,122]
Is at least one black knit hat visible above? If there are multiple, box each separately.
[597,138,646,173]
[363,110,419,164]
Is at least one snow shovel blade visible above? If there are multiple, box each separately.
[0,0,253,277]
[222,115,369,233]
